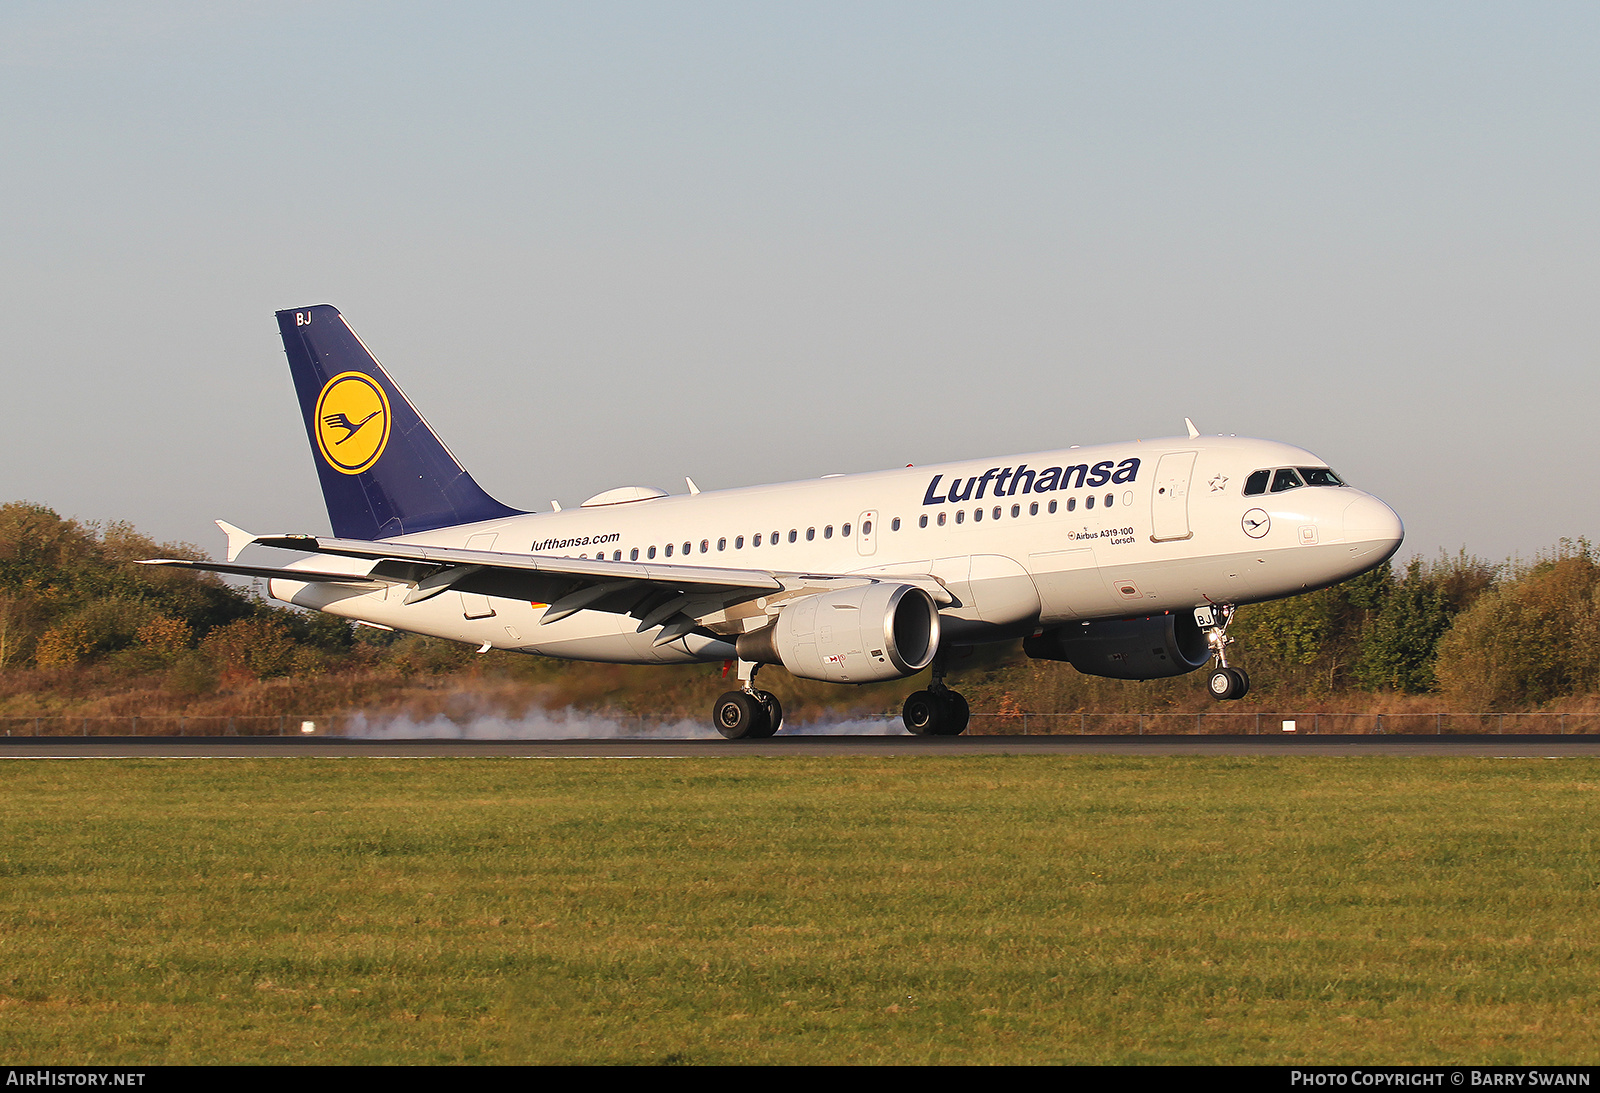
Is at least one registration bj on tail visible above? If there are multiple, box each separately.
[146,305,1404,737]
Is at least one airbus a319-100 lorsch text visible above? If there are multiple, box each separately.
[145,305,1404,737]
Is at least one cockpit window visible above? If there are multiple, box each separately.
[1249,466,1347,495]
[1270,468,1304,493]
[1299,467,1345,487]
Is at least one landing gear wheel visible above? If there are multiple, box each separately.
[939,690,970,736]
[1207,667,1247,701]
[903,690,940,735]
[714,691,771,739]
[902,689,971,736]
[752,691,783,738]
[1207,669,1232,699]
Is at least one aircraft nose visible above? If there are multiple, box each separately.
[1342,493,1404,557]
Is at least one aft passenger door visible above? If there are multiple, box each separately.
[1150,452,1197,542]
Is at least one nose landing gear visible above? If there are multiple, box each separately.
[1199,604,1250,701]
[1207,666,1249,700]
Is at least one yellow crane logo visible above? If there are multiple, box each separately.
[314,372,391,474]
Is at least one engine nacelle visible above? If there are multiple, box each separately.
[737,583,941,684]
[1023,611,1210,680]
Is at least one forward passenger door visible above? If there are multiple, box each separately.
[1150,452,1197,542]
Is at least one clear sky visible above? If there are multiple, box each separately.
[2,2,1595,563]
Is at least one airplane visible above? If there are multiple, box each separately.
[144,304,1405,738]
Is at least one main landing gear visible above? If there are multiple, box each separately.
[901,651,970,736]
[713,660,784,739]
[710,656,973,738]
[1200,603,1250,701]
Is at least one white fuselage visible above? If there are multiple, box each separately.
[271,434,1403,666]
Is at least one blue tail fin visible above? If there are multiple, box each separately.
[276,304,523,540]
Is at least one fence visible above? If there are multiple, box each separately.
[962,711,1600,736]
[0,715,327,738]
[1,712,1598,737]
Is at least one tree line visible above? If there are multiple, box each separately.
[1226,540,1599,707]
[0,502,362,693]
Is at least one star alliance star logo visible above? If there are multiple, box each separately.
[1209,474,1229,492]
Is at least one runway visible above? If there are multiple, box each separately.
[3,735,1599,758]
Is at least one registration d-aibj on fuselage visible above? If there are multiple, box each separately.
[146,305,1404,737]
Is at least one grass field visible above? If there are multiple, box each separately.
[1,757,1598,1065]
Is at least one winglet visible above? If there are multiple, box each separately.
[215,520,259,563]
[1184,417,1200,439]
[686,477,701,496]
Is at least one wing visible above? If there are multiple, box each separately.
[142,528,954,646]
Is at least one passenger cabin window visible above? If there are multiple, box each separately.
[771,530,779,544]
[735,535,744,549]
[630,548,639,561]
[824,525,833,539]
[664,544,673,557]
[842,523,852,537]
[754,533,762,547]
[1086,495,1095,509]
[1029,502,1038,515]
[1104,494,1113,508]
[701,540,710,553]
[1244,470,1270,496]
[807,528,816,541]
[1048,501,1057,514]
[788,530,797,543]
[973,508,983,522]
[717,538,726,551]
[648,546,657,559]
[937,513,947,526]
[919,515,928,528]
[955,510,965,525]
[1271,468,1304,493]
[1011,504,1020,518]
[863,520,873,535]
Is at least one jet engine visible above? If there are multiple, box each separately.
[737,583,941,684]
[1023,611,1210,680]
